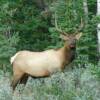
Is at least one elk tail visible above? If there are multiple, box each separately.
[10,52,19,64]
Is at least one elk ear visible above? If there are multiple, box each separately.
[75,32,82,40]
[60,34,69,41]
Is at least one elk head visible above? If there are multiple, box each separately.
[55,13,83,50]
[59,33,82,50]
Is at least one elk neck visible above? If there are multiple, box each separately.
[57,42,76,68]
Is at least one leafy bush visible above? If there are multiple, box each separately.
[0,33,19,72]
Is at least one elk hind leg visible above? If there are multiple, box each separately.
[19,74,29,85]
[11,71,24,91]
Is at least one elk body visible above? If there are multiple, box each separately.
[11,33,82,91]
[10,14,83,91]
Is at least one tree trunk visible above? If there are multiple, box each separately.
[97,0,100,54]
[83,0,88,24]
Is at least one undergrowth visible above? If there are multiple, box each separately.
[0,63,100,100]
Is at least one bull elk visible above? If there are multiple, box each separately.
[10,13,83,91]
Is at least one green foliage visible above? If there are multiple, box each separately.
[0,1,19,72]
[91,61,100,80]
[0,33,19,72]
[10,0,51,51]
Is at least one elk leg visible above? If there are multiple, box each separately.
[19,74,29,85]
[11,72,24,91]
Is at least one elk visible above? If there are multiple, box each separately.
[10,14,83,91]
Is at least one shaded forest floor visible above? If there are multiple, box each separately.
[0,65,100,100]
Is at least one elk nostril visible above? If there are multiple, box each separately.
[70,42,75,47]
[69,44,76,49]
[70,44,75,48]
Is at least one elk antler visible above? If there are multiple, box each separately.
[55,12,67,36]
[74,17,84,34]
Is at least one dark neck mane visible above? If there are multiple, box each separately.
[59,44,76,65]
